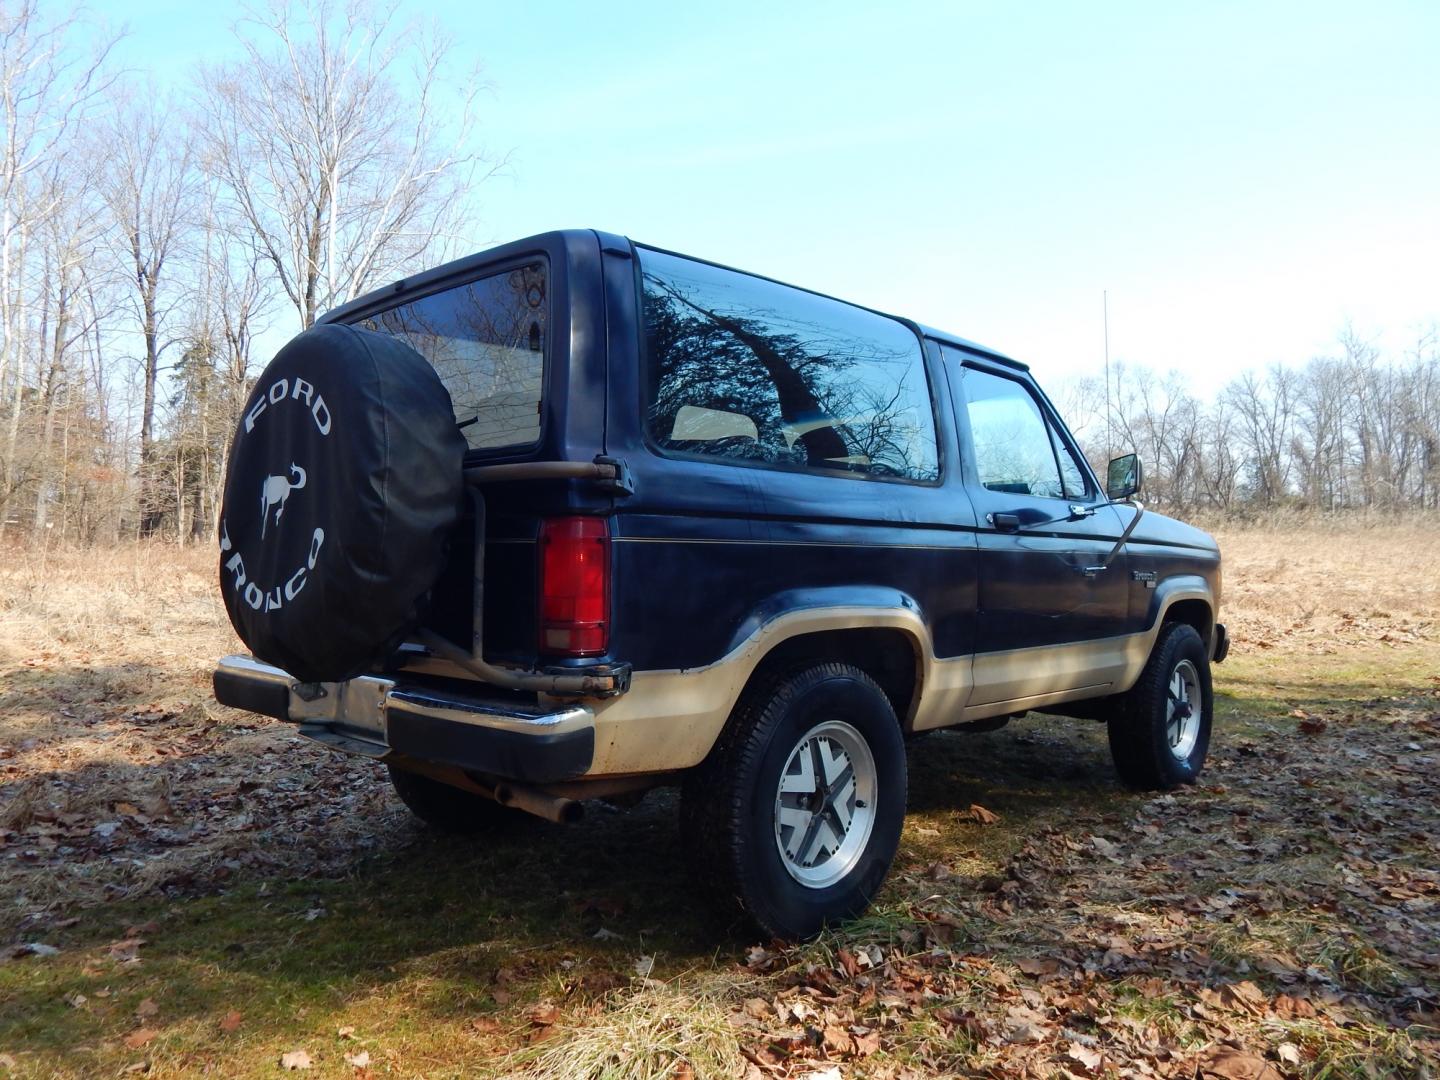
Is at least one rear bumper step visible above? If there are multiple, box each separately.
[212,655,595,783]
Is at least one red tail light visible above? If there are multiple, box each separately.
[538,516,609,656]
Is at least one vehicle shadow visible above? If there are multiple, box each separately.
[1,716,1134,1050]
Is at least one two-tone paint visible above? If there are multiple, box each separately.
[315,229,1222,780]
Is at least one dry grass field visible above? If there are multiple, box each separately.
[1,523,1437,1078]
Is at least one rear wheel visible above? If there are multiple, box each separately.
[387,766,525,834]
[1108,622,1213,789]
[681,663,907,939]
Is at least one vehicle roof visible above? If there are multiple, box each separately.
[914,323,1027,371]
[322,228,1028,373]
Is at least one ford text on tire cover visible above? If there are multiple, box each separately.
[212,230,1228,940]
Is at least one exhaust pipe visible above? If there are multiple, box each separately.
[494,782,584,824]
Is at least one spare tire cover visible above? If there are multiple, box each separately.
[218,323,466,683]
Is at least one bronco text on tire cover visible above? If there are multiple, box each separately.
[218,324,467,683]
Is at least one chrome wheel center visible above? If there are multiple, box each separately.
[1166,659,1201,760]
[774,720,877,889]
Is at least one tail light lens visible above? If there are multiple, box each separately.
[538,516,609,656]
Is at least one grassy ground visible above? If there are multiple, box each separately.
[0,526,1437,1078]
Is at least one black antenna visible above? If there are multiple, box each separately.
[1103,290,1113,457]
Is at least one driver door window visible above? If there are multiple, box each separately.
[960,367,1066,498]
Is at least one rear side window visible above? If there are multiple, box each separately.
[638,248,939,482]
[362,262,547,451]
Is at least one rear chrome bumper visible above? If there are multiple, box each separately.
[212,655,595,783]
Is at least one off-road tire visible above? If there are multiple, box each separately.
[1108,622,1213,790]
[387,766,524,834]
[681,663,907,940]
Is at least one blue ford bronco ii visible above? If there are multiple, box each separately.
[213,229,1228,939]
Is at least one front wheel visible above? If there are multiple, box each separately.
[681,663,907,940]
[1108,622,1213,789]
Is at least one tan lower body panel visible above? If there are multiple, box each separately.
[574,615,1162,774]
[580,606,936,775]
[951,632,1152,722]
[557,588,1212,778]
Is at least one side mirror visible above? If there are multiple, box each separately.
[1106,453,1143,501]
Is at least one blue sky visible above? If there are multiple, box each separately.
[112,0,1440,395]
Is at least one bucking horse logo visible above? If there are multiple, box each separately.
[260,464,307,538]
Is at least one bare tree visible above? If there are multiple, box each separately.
[28,157,109,533]
[195,0,492,330]
[0,0,119,530]
[178,190,273,538]
[98,94,198,535]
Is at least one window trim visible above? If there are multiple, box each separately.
[633,246,944,487]
[348,252,552,459]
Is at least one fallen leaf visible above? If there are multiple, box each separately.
[672,1062,694,1080]
[471,1016,503,1035]
[135,998,158,1019]
[524,1001,560,1027]
[280,1049,313,1070]
[107,938,145,963]
[1016,957,1061,977]
[344,1050,370,1067]
[822,1023,855,1056]
[1197,1047,1283,1080]
[64,992,87,1008]
[1272,993,1317,1019]
[219,1010,242,1032]
[123,1028,158,1049]
[633,954,655,979]
[1276,1043,1302,1066]
[1089,835,1121,857]
[1068,1041,1103,1071]
[801,1068,842,1080]
[742,997,771,1021]
[337,1026,356,1039]
[964,803,1000,825]
[11,942,59,958]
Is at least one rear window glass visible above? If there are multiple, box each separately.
[361,262,547,451]
[638,248,939,482]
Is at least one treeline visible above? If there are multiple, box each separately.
[0,0,487,544]
[1055,326,1440,516]
[3,3,1437,546]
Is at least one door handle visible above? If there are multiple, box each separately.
[1077,564,1107,577]
[989,513,1021,532]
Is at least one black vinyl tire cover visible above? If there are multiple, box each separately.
[218,323,466,683]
